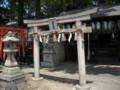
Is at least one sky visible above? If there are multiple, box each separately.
[0,0,8,8]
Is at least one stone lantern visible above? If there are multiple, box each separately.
[0,31,25,89]
[2,31,19,67]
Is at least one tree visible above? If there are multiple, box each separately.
[0,0,10,24]
[0,0,120,25]
[35,0,41,19]
[40,0,120,18]
[24,0,34,19]
[40,0,94,17]
[18,0,24,27]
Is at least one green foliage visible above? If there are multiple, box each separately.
[0,0,9,24]
[93,0,120,5]
[0,0,120,25]
[41,0,91,17]
[0,0,35,25]
[7,0,18,19]
[24,0,35,18]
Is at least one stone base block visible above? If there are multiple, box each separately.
[32,77,43,80]
[72,85,90,90]
[41,61,55,67]
[2,67,20,75]
[0,78,25,90]
[0,72,25,81]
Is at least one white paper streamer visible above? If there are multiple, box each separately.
[58,34,61,42]
[112,33,114,39]
[39,35,42,42]
[46,35,49,43]
[68,33,72,42]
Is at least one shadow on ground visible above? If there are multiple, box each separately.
[28,72,93,85]
[86,64,120,76]
[43,61,120,76]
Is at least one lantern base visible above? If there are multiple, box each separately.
[0,66,25,89]
[0,78,25,90]
[2,66,20,75]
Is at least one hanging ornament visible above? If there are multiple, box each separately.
[61,25,65,29]
[58,25,60,30]
[53,34,57,42]
[102,21,107,30]
[72,24,75,29]
[68,33,72,42]
[39,35,42,43]
[74,32,77,41]
[81,33,85,41]
[112,33,115,39]
[96,22,101,30]
[43,36,46,43]
[58,33,61,42]
[61,33,66,41]
[91,22,95,30]
[35,34,39,40]
[66,24,71,29]
[46,35,49,43]
[108,21,114,30]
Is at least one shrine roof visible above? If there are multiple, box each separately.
[59,4,120,18]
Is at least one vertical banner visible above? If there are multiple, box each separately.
[49,18,57,32]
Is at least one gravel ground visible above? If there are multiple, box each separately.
[20,62,120,90]
[1,62,120,90]
[18,75,74,90]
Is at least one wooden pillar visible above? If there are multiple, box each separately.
[33,26,40,80]
[76,21,86,86]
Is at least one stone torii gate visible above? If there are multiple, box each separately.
[24,8,98,90]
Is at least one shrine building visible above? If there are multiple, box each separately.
[60,4,120,64]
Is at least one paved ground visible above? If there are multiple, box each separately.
[20,62,120,90]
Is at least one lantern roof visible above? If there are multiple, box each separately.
[2,31,19,42]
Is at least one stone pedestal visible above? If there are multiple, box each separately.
[41,42,65,67]
[41,51,56,67]
[0,66,25,90]
[72,85,90,90]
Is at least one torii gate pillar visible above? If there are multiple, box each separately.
[73,21,90,90]
[32,26,43,80]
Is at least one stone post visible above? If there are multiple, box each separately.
[77,31,86,85]
[74,21,90,90]
[32,26,42,80]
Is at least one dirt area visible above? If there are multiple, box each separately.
[18,75,74,90]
